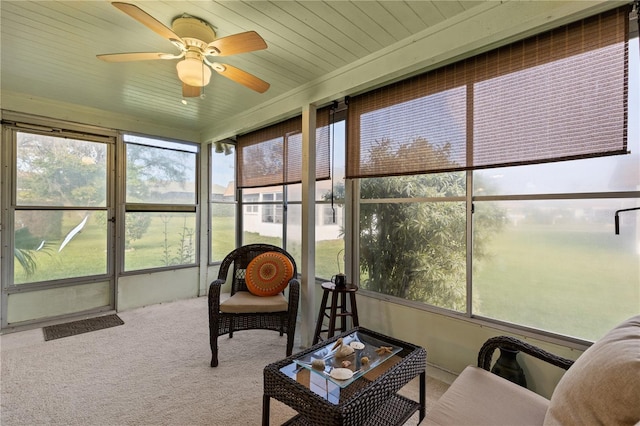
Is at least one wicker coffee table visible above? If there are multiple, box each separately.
[262,327,426,425]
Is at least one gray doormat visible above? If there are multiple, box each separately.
[43,314,124,341]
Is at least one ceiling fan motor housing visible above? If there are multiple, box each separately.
[172,15,216,46]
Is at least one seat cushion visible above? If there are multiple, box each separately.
[245,251,294,296]
[219,291,288,313]
[425,366,549,426]
[544,315,640,426]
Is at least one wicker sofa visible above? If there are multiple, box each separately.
[425,315,640,425]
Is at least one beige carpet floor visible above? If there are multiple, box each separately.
[1,297,448,425]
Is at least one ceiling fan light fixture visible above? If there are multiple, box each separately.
[176,57,211,87]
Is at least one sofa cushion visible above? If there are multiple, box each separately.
[544,315,640,426]
[425,366,549,426]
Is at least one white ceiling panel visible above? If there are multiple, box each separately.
[1,1,623,141]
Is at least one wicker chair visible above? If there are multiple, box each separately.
[426,316,640,425]
[207,244,300,367]
[477,335,574,372]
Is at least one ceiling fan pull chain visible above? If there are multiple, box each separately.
[330,100,338,223]
[201,61,206,98]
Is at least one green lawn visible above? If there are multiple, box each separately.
[473,224,639,340]
[15,213,197,281]
[14,213,108,283]
[15,217,638,341]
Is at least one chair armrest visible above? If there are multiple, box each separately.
[208,279,225,312]
[287,279,300,310]
[478,335,575,372]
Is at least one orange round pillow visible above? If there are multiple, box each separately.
[245,251,294,297]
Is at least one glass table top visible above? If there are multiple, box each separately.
[286,330,402,389]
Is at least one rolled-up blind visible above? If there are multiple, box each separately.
[237,106,332,188]
[347,6,630,179]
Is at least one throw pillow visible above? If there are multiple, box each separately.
[543,315,640,426]
[245,251,294,297]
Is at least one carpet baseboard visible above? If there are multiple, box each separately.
[43,314,124,341]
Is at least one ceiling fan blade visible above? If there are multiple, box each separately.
[214,63,270,93]
[97,52,178,62]
[112,2,183,45]
[182,83,201,98]
[207,31,267,56]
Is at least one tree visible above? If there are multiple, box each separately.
[358,137,505,311]
[125,143,193,202]
[13,227,52,276]
[16,134,107,207]
[124,213,152,250]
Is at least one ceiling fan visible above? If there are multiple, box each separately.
[97,2,270,97]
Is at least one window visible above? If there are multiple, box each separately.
[242,186,283,247]
[231,107,345,278]
[472,198,639,341]
[351,7,638,341]
[10,131,111,284]
[314,118,347,281]
[261,193,283,223]
[359,172,467,311]
[244,194,259,214]
[471,33,639,341]
[210,144,236,263]
[123,135,198,271]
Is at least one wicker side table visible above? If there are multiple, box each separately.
[263,327,426,426]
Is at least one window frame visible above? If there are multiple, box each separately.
[351,23,639,346]
[1,118,116,290]
[120,133,200,274]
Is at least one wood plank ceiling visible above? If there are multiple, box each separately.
[0,1,482,139]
